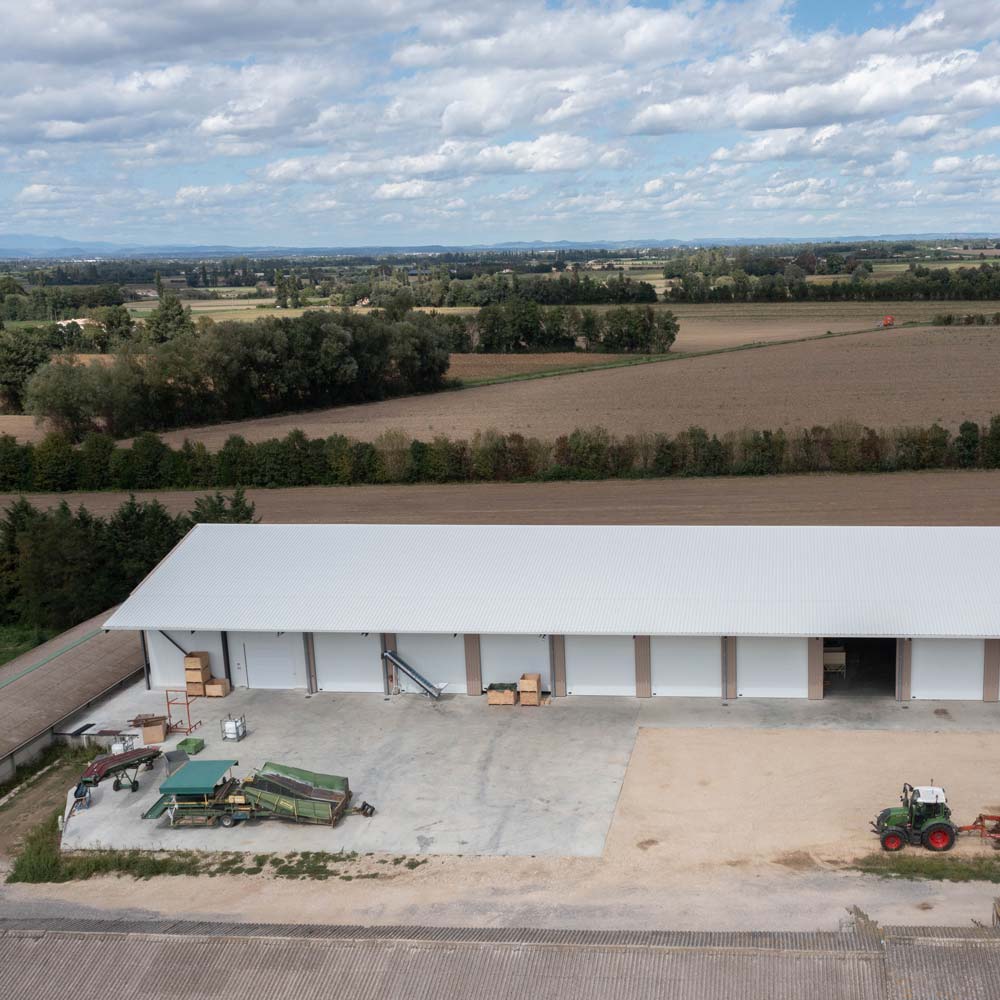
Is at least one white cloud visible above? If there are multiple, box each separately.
[0,0,998,241]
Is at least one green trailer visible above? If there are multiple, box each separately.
[142,759,374,828]
[143,759,251,828]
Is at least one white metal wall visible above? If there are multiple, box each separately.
[313,632,383,692]
[480,634,551,691]
[395,633,467,693]
[651,636,721,697]
[910,638,984,700]
[564,635,636,696]
[228,631,307,689]
[737,637,809,698]
[146,630,225,688]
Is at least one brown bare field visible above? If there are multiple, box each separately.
[131,325,1000,450]
[5,468,1000,525]
[448,353,634,380]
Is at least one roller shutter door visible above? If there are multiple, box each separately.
[229,631,307,690]
[737,637,808,698]
[395,633,467,694]
[651,636,721,697]
[911,639,984,700]
[314,633,383,692]
[564,635,635,696]
[146,630,225,689]
[480,634,551,692]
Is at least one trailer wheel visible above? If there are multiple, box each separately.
[112,778,121,792]
[880,828,906,852]
[220,814,236,828]
[130,780,139,793]
[923,824,956,852]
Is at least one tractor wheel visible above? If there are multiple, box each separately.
[922,824,956,852]
[880,827,907,852]
[112,778,121,792]
[219,814,236,829]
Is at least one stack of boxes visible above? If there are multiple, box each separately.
[184,652,212,698]
[518,673,543,706]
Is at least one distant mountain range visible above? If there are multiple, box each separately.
[0,232,996,260]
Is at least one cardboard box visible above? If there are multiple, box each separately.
[184,652,210,670]
[518,673,544,707]
[186,680,206,697]
[518,673,542,694]
[205,678,231,698]
[487,685,518,706]
[142,720,168,744]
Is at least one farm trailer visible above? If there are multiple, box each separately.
[143,759,371,828]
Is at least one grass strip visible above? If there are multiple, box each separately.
[7,813,203,883]
[852,851,1000,883]
[5,813,426,884]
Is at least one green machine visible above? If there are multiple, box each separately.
[143,759,374,828]
[143,759,246,827]
[870,783,958,852]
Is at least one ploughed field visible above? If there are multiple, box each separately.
[138,325,1000,449]
[6,468,1000,525]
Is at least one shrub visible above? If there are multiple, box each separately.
[955,421,980,468]
[31,433,78,491]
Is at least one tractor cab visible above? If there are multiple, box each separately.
[871,782,957,852]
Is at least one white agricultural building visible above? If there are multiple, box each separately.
[104,524,1000,703]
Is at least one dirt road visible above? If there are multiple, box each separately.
[5,468,1000,525]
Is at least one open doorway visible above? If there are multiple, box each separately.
[823,638,896,698]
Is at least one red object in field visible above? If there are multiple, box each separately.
[958,814,1000,840]
[881,315,895,328]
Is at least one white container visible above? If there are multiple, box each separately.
[222,717,246,740]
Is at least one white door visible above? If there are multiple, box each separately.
[314,633,383,692]
[395,633,467,693]
[651,636,721,697]
[229,631,307,690]
[480,634,551,692]
[911,639,984,700]
[146,630,225,688]
[737,637,808,698]
[564,635,635,696]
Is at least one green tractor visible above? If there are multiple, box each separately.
[871,783,958,852]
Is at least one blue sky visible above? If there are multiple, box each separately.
[2,0,998,246]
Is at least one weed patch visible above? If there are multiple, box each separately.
[853,851,1000,883]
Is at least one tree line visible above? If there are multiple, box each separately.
[8,299,675,437]
[22,308,455,440]
[665,263,1000,303]
[0,491,256,632]
[0,279,125,322]
[2,417,999,495]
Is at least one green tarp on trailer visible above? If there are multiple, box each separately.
[260,761,349,795]
[241,784,335,824]
[159,760,238,796]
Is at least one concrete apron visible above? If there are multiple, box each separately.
[57,682,1000,858]
[59,685,639,858]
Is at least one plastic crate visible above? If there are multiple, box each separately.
[177,737,205,755]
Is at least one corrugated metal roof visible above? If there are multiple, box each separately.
[103,524,1000,638]
[0,926,889,1000]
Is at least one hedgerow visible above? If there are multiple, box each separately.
[2,417,999,494]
